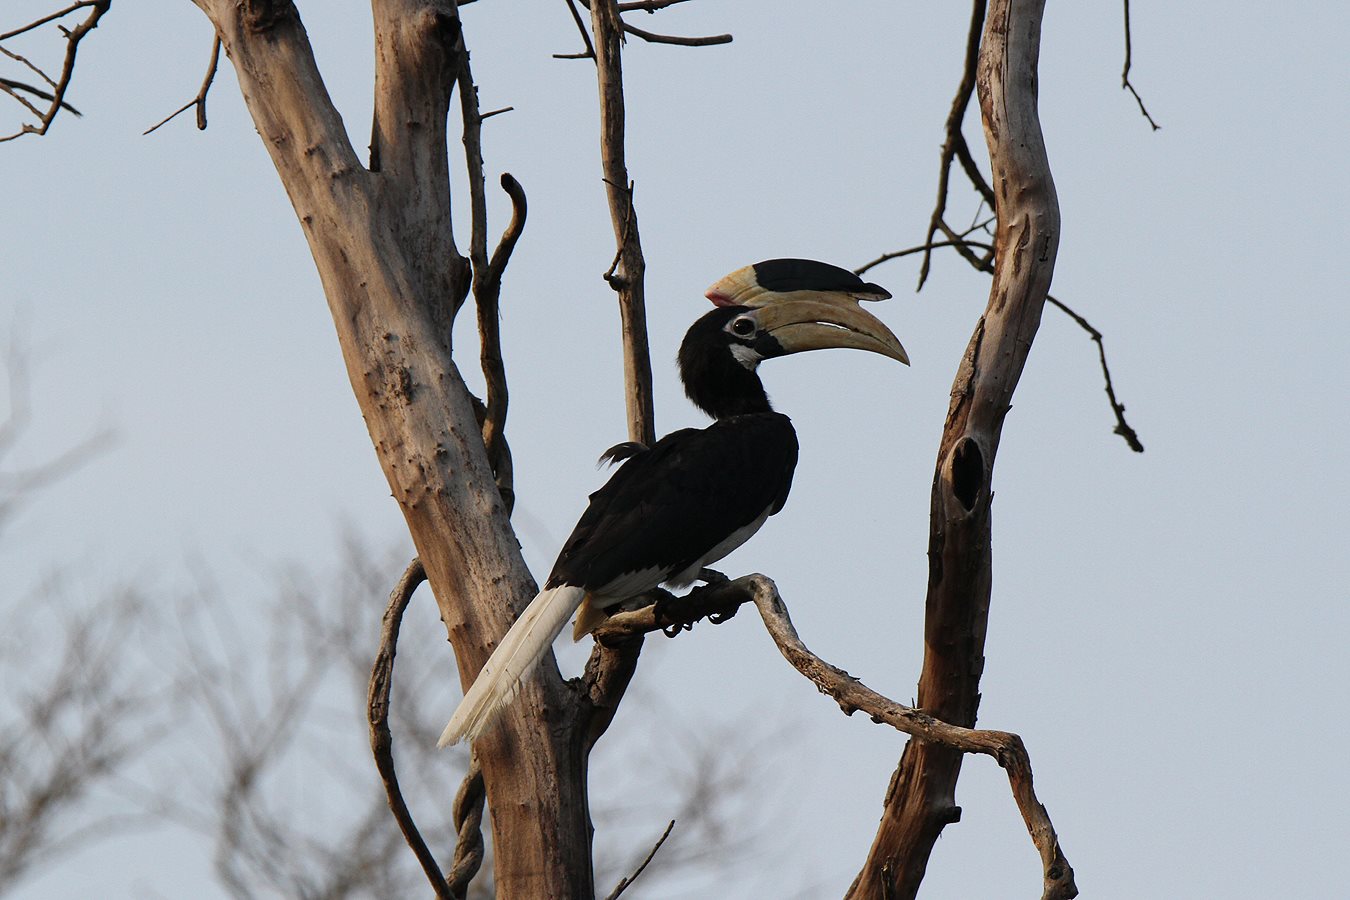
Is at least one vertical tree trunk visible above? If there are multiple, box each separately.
[849,1,1060,896]
[191,2,595,895]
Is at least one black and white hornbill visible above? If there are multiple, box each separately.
[438,259,908,746]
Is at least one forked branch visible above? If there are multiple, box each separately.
[556,0,729,58]
[459,43,528,510]
[0,0,109,142]
[1121,0,1160,130]
[143,36,222,135]
[597,575,1076,898]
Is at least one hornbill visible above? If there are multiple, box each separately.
[438,259,908,746]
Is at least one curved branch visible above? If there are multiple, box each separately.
[366,559,456,900]
[739,575,1075,899]
[461,41,526,510]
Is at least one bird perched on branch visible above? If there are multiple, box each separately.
[439,258,908,746]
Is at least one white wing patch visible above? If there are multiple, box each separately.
[591,566,669,610]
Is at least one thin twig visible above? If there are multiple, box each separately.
[144,35,222,135]
[603,819,677,900]
[619,22,730,46]
[1121,0,1160,131]
[0,0,109,142]
[0,1,101,41]
[918,0,987,289]
[0,77,80,115]
[556,0,597,61]
[366,559,457,900]
[860,237,1144,452]
[1046,294,1144,451]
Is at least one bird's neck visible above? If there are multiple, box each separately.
[681,350,773,419]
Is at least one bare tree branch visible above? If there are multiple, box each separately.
[618,22,730,47]
[0,585,170,892]
[1045,295,1144,451]
[555,0,597,61]
[590,0,656,447]
[367,558,457,900]
[851,2,1074,896]
[917,0,988,290]
[860,233,1145,452]
[0,0,109,142]
[143,35,222,135]
[1121,0,1160,131]
[602,819,675,900]
[559,0,730,58]
[459,41,527,512]
[735,575,1077,900]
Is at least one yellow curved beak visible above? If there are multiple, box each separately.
[752,297,910,365]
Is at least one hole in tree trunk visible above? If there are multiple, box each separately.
[951,438,984,511]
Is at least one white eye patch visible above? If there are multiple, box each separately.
[729,343,761,370]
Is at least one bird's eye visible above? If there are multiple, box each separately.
[730,316,756,337]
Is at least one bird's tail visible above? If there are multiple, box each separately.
[437,585,586,747]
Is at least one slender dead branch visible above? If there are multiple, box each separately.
[143,35,222,135]
[0,1,101,41]
[1045,295,1144,451]
[460,46,526,512]
[860,233,1145,452]
[556,0,597,60]
[918,0,987,289]
[573,1,676,751]
[0,78,80,116]
[1121,0,1160,130]
[730,575,1077,900]
[367,559,457,900]
[601,574,1077,897]
[561,0,731,58]
[0,0,109,142]
[852,2,1072,896]
[602,819,676,900]
[619,22,730,46]
[590,0,655,447]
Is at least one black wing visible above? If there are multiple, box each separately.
[546,412,798,593]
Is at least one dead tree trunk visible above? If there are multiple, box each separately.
[188,2,595,894]
[849,1,1062,897]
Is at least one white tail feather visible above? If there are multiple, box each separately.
[438,586,586,747]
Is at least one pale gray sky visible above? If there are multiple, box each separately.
[4,1,1348,897]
